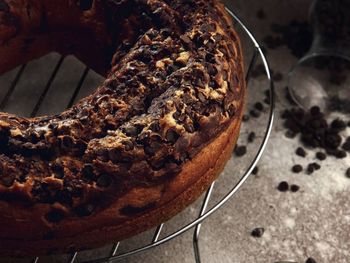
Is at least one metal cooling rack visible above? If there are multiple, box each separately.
[0,7,275,263]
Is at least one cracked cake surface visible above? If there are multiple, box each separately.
[0,0,245,255]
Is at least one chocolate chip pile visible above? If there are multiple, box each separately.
[275,105,350,196]
[251,64,284,83]
[256,4,320,66]
[283,106,349,168]
[263,20,312,58]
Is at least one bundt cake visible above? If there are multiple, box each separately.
[0,0,245,256]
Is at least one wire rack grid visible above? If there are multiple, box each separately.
[0,7,275,263]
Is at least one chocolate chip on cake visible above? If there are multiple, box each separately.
[149,122,160,132]
[292,165,303,173]
[207,64,218,76]
[43,231,55,240]
[184,123,195,133]
[108,148,121,162]
[79,0,93,11]
[124,125,143,137]
[227,104,236,117]
[61,135,74,148]
[1,175,15,187]
[18,174,28,183]
[55,190,73,205]
[81,164,94,181]
[166,129,180,143]
[96,174,112,188]
[122,140,134,151]
[251,227,265,238]
[0,2,9,13]
[52,161,64,179]
[277,181,289,192]
[75,204,94,217]
[45,209,64,223]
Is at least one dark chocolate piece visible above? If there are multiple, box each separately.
[277,181,289,192]
[234,145,247,157]
[295,147,307,157]
[290,184,300,192]
[251,227,265,238]
[292,165,303,173]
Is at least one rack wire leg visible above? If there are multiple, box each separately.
[110,242,121,257]
[192,182,215,263]
[193,234,201,263]
[245,47,259,84]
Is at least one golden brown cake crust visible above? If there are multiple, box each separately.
[0,106,243,256]
[0,0,245,256]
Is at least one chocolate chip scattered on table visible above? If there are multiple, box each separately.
[251,227,265,238]
[292,165,303,173]
[277,181,289,192]
[234,145,247,157]
[290,184,300,192]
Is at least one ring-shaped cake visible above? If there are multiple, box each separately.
[0,0,245,256]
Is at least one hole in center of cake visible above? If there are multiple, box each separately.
[0,53,104,118]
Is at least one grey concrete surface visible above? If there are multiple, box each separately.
[1,0,350,262]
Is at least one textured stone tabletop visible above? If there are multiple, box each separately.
[1,0,350,262]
